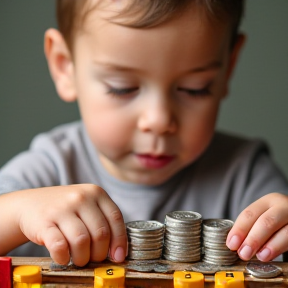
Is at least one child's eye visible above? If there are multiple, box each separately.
[107,86,139,96]
[177,87,210,97]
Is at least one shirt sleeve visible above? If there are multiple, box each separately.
[0,128,77,194]
[229,139,288,220]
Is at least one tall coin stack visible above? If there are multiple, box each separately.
[202,219,239,265]
[126,220,164,260]
[163,211,202,262]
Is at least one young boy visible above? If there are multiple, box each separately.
[1,0,288,267]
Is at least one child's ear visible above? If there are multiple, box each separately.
[44,28,77,102]
[224,33,246,96]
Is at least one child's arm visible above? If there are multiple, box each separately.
[226,192,288,261]
[0,184,127,266]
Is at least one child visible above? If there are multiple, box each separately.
[1,0,288,267]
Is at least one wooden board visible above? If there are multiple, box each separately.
[11,257,288,287]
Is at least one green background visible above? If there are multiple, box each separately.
[1,1,288,178]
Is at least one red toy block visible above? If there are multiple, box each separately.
[0,257,12,288]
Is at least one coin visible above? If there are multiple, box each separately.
[202,218,238,266]
[165,211,202,224]
[163,211,202,262]
[126,220,164,232]
[125,260,173,273]
[192,262,223,274]
[246,262,282,278]
[126,220,165,260]
[128,248,163,260]
[163,253,201,263]
[203,219,234,232]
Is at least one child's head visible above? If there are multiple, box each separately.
[45,0,245,185]
[56,0,244,53]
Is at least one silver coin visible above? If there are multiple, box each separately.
[166,222,202,228]
[163,253,201,262]
[128,232,164,239]
[126,220,164,232]
[165,227,201,235]
[128,248,163,260]
[164,234,201,243]
[128,235,164,243]
[164,240,201,249]
[202,232,230,238]
[203,219,234,231]
[126,260,172,273]
[203,241,229,250]
[192,262,222,274]
[203,252,237,260]
[129,242,163,251]
[204,247,236,256]
[164,245,201,253]
[129,241,164,248]
[165,211,202,224]
[246,262,282,278]
[203,258,238,266]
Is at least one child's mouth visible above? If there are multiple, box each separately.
[136,154,175,169]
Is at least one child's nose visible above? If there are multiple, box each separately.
[137,96,177,135]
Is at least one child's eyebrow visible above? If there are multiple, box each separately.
[92,60,223,73]
[93,61,140,73]
[188,61,223,73]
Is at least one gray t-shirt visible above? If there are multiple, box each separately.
[1,121,288,257]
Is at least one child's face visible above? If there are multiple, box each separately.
[58,2,242,185]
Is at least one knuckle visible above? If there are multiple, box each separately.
[269,193,288,205]
[246,236,260,249]
[89,184,107,199]
[242,209,254,220]
[74,233,90,248]
[49,239,68,254]
[260,215,277,230]
[41,226,68,253]
[93,226,110,242]
[68,190,87,205]
[110,209,123,223]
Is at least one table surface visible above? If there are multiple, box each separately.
[10,257,288,288]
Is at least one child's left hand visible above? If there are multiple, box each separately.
[226,193,288,261]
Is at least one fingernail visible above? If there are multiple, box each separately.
[227,235,241,250]
[113,247,125,262]
[257,248,271,261]
[239,245,253,260]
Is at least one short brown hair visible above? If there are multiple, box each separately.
[56,0,245,52]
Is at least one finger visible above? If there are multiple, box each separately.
[84,211,111,262]
[97,191,127,262]
[256,224,288,262]
[105,206,127,263]
[237,205,286,261]
[227,194,288,261]
[77,198,111,262]
[57,216,91,267]
[226,199,270,252]
[42,225,70,265]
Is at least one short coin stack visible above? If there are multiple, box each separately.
[163,211,202,262]
[126,220,164,260]
[202,219,239,265]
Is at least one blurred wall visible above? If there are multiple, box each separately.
[1,1,288,177]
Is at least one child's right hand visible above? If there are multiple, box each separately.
[0,184,127,266]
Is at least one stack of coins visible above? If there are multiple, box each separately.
[126,220,164,260]
[202,219,239,265]
[163,211,202,262]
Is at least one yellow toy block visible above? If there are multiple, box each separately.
[13,265,42,288]
[94,266,125,288]
[174,271,204,288]
[215,271,244,288]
